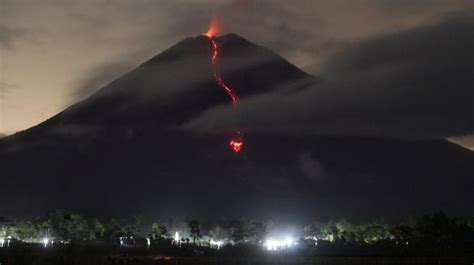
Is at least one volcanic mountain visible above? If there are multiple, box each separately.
[0,34,472,221]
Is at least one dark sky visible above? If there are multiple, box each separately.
[0,0,473,148]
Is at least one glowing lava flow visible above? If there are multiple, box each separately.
[208,38,239,105]
[204,31,244,153]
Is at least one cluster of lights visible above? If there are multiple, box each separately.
[1,235,62,248]
[171,231,224,249]
[43,237,50,248]
[210,239,224,249]
[305,236,319,246]
[119,236,136,247]
[0,236,13,248]
[264,237,296,251]
[0,227,414,251]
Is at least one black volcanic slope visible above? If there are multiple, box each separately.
[0,34,472,221]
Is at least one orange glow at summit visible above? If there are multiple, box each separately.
[204,15,221,38]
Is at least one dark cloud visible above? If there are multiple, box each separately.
[184,13,474,140]
[298,152,328,182]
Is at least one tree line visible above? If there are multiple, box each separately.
[1,211,473,248]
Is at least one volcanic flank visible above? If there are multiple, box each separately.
[0,34,473,220]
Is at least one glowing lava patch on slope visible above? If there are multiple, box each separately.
[229,131,244,153]
[204,18,244,153]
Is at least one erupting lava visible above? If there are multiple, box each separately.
[204,14,221,39]
[204,18,244,153]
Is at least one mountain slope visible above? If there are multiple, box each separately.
[0,34,472,221]
[11,34,307,136]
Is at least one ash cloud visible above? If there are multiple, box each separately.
[298,152,328,182]
[184,14,474,140]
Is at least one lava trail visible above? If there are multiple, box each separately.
[204,34,244,153]
[209,38,239,105]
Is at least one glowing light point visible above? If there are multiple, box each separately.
[43,238,49,248]
[264,237,296,251]
[210,239,224,249]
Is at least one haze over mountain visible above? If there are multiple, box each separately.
[0,34,472,221]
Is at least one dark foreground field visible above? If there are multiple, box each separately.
[1,245,473,265]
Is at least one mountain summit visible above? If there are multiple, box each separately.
[0,34,472,220]
[23,34,308,134]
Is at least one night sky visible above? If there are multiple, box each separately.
[0,1,473,219]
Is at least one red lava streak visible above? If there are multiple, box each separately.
[209,38,239,105]
[204,32,244,153]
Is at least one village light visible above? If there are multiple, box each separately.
[264,236,296,251]
[305,236,319,246]
[210,239,224,249]
[264,239,277,251]
[43,238,49,248]
[0,237,4,248]
[284,237,294,246]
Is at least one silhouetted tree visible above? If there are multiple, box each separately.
[151,222,159,239]
[248,221,267,243]
[188,218,201,245]
[151,221,168,240]
[415,211,461,244]
[209,225,229,242]
[15,221,40,241]
[391,224,413,242]
[228,220,247,244]
[122,216,141,236]
[104,219,123,242]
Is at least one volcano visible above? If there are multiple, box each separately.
[0,34,472,221]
